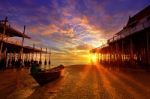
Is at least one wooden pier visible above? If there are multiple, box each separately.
[91,5,150,69]
[0,17,49,69]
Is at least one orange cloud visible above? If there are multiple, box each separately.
[76,43,94,50]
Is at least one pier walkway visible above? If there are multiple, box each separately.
[0,65,150,99]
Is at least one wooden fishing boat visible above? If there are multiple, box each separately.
[31,65,64,85]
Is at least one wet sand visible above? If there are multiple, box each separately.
[0,64,150,99]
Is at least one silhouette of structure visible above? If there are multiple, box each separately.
[91,5,150,69]
[0,17,49,69]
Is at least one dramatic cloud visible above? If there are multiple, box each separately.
[0,0,149,65]
[76,43,94,50]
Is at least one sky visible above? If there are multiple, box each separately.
[0,0,150,66]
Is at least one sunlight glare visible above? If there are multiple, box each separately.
[89,53,97,64]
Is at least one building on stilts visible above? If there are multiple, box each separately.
[0,17,49,70]
[91,5,150,69]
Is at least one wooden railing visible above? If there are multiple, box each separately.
[108,20,150,43]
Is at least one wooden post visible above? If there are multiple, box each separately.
[130,38,133,65]
[39,48,42,64]
[109,46,111,64]
[115,42,118,65]
[45,48,47,60]
[20,26,25,62]
[4,48,7,69]
[32,44,35,61]
[121,40,124,63]
[0,17,8,59]
[48,50,51,65]
[44,48,47,69]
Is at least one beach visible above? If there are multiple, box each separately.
[0,64,150,99]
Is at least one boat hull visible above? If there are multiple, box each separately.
[31,66,64,85]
